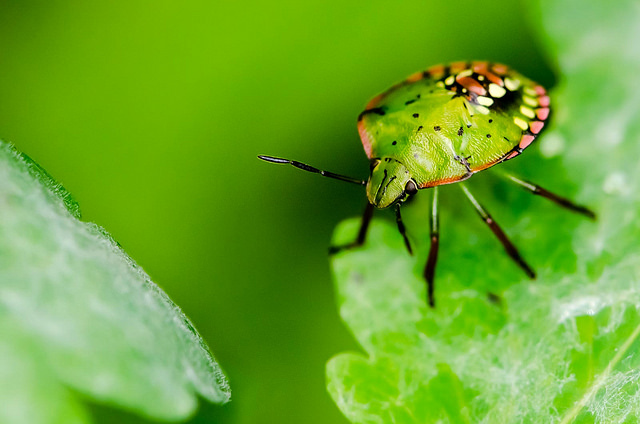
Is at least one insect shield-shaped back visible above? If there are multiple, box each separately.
[367,158,415,208]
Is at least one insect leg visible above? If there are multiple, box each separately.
[329,202,375,254]
[424,187,439,308]
[395,204,413,255]
[459,183,536,279]
[258,155,366,186]
[503,174,596,220]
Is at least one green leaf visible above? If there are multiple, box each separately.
[0,142,230,424]
[326,0,640,422]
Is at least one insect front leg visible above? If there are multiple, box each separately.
[329,202,375,254]
[424,187,439,308]
[395,204,413,255]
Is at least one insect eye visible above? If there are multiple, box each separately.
[405,180,418,195]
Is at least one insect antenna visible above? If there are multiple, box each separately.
[258,155,366,186]
[460,183,536,279]
[503,174,596,220]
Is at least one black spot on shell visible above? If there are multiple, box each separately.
[392,141,397,145]
[489,119,493,123]
[458,127,464,136]
[412,113,419,118]
[357,107,386,121]
[434,126,441,131]
[417,94,421,99]
[405,99,416,105]
[467,124,472,128]
[486,134,492,138]
[417,126,423,131]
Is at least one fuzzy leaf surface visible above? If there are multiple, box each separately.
[0,142,230,424]
[327,0,640,422]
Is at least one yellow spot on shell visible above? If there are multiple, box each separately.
[514,117,529,130]
[477,75,485,81]
[520,105,535,119]
[523,96,538,107]
[457,69,473,78]
[474,105,491,115]
[477,96,494,107]
[505,77,521,91]
[436,81,445,88]
[488,84,507,98]
[524,87,538,97]
[445,75,455,85]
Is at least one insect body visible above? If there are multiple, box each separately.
[360,62,550,207]
[259,61,593,306]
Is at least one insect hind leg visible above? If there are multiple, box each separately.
[503,174,596,220]
[460,183,536,279]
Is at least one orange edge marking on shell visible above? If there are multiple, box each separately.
[538,95,550,107]
[469,61,505,86]
[365,93,384,109]
[491,63,508,75]
[456,76,487,96]
[357,120,374,158]
[519,134,536,149]
[450,61,468,73]
[530,121,545,134]
[406,71,424,83]
[427,64,446,78]
[477,69,504,86]
[505,151,520,160]
[470,162,497,173]
[471,61,488,73]
[470,153,512,172]
[536,107,550,120]
[418,172,473,188]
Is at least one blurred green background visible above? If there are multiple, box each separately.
[0,1,553,423]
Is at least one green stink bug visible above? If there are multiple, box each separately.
[259,61,594,306]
